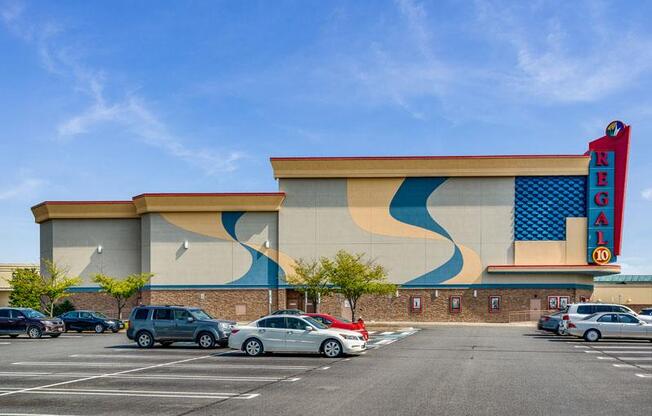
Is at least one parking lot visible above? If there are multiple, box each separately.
[0,326,650,416]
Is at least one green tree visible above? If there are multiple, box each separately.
[285,258,331,312]
[321,250,396,321]
[41,260,82,317]
[8,267,42,310]
[92,273,152,319]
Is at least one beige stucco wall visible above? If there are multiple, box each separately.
[40,219,141,286]
[592,284,652,305]
[143,212,278,286]
[279,177,515,285]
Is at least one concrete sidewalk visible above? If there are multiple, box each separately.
[365,320,537,328]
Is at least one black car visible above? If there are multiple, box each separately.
[640,308,652,317]
[0,307,65,338]
[59,310,124,333]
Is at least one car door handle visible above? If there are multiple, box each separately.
[258,329,266,333]
[287,331,294,334]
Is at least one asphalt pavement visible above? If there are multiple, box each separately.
[0,327,649,416]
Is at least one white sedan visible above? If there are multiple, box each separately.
[567,312,652,342]
[228,314,367,357]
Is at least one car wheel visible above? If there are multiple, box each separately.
[161,341,173,347]
[9,334,19,338]
[27,326,42,339]
[197,332,216,349]
[94,324,105,334]
[322,339,342,358]
[556,324,564,336]
[50,333,61,338]
[136,331,154,348]
[243,338,264,356]
[584,329,601,342]
[111,328,119,333]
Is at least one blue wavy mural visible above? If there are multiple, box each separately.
[222,211,283,287]
[389,177,464,285]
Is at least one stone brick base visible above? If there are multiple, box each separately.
[315,288,594,323]
[64,287,595,323]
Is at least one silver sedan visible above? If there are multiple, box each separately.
[567,312,652,342]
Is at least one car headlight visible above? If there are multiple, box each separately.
[343,335,358,340]
[219,322,229,329]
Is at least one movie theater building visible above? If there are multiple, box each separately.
[31,122,630,322]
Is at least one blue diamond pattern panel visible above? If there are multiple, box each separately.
[515,176,586,241]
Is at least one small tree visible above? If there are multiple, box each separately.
[93,273,152,319]
[286,258,331,312]
[8,267,42,310]
[41,260,82,317]
[322,250,396,322]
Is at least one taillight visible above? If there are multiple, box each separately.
[568,322,576,328]
[231,329,239,334]
[562,315,569,321]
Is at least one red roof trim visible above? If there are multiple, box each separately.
[489,264,620,269]
[132,192,285,199]
[270,154,588,161]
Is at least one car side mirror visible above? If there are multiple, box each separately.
[187,317,195,323]
[305,326,314,331]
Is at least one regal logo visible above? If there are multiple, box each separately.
[591,247,612,265]
[605,120,624,137]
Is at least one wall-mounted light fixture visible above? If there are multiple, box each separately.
[264,240,270,249]
[435,289,439,298]
[473,290,478,298]
[183,240,189,249]
[97,245,103,254]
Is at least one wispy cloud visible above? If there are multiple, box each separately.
[475,1,652,103]
[0,178,44,201]
[642,188,652,201]
[1,2,243,175]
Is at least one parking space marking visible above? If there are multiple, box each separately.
[0,342,10,345]
[379,331,395,335]
[616,357,652,361]
[596,350,652,354]
[582,345,652,349]
[12,361,315,370]
[596,356,615,360]
[0,387,259,400]
[635,373,652,378]
[612,364,635,368]
[0,371,301,383]
[0,353,214,398]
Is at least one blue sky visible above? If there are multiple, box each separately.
[1,0,651,273]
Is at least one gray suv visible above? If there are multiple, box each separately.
[126,306,235,349]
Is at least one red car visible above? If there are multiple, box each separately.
[305,313,369,340]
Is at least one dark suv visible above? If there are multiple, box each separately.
[59,310,124,333]
[0,307,65,338]
[126,305,236,349]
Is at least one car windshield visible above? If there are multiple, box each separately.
[92,312,108,319]
[302,316,327,329]
[22,309,46,319]
[335,316,351,323]
[190,309,212,320]
[583,313,599,320]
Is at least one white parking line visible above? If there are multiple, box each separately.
[612,364,635,368]
[583,350,601,354]
[597,351,652,354]
[587,345,652,349]
[379,331,395,335]
[0,353,214,398]
[0,342,10,345]
[0,371,300,382]
[635,373,652,378]
[12,362,314,370]
[0,413,80,416]
[0,387,259,400]
[596,357,615,360]
[616,357,652,361]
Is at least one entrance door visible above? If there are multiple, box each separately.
[286,290,303,311]
[530,299,542,321]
